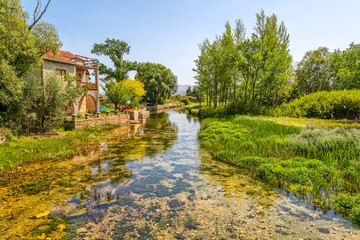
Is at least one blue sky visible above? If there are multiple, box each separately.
[22,0,360,85]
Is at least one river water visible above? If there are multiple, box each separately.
[1,111,360,239]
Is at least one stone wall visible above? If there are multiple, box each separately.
[146,103,184,113]
[64,113,130,130]
[63,103,183,130]
[42,60,76,79]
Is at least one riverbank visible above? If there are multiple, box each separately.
[0,125,119,174]
[0,104,184,173]
[2,112,360,239]
[198,115,360,224]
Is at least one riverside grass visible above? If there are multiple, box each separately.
[0,125,117,172]
[198,115,360,224]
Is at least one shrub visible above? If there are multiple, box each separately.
[223,99,267,116]
[274,90,360,119]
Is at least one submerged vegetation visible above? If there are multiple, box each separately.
[198,115,360,223]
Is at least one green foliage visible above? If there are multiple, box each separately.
[332,43,360,90]
[104,78,146,109]
[0,125,117,172]
[3,128,16,141]
[0,0,37,114]
[122,78,146,107]
[172,95,197,105]
[136,62,178,105]
[198,115,360,223]
[194,10,292,110]
[32,22,62,57]
[104,81,130,109]
[334,193,360,224]
[39,72,86,131]
[0,0,61,133]
[186,86,192,96]
[294,47,333,96]
[274,90,360,119]
[285,127,360,169]
[91,38,137,83]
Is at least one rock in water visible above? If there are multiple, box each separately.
[35,211,50,219]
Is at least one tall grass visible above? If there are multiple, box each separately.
[198,115,360,223]
[0,125,117,172]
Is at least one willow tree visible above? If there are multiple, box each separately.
[332,43,360,90]
[295,47,333,95]
[136,62,178,105]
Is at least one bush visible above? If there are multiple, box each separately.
[223,99,267,116]
[274,90,360,119]
[173,95,197,105]
[190,99,267,119]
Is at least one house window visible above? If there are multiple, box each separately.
[56,69,66,80]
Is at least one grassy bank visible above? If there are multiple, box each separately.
[0,125,117,172]
[198,115,360,224]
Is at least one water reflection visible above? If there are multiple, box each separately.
[59,112,360,239]
[1,112,360,240]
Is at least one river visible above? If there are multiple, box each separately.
[1,111,359,239]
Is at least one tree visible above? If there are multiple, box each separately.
[136,62,178,105]
[32,22,62,57]
[39,73,85,130]
[194,11,292,111]
[251,10,292,106]
[332,43,360,90]
[0,0,61,119]
[186,86,192,96]
[28,0,52,31]
[295,47,333,95]
[104,81,129,110]
[21,72,86,131]
[104,78,146,109]
[91,38,137,83]
[122,79,146,107]
[194,39,213,106]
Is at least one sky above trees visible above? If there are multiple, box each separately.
[22,0,360,85]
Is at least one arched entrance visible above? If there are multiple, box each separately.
[86,95,96,113]
[78,94,97,114]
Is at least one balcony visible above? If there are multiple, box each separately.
[77,81,98,91]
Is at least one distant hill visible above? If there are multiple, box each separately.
[177,84,194,93]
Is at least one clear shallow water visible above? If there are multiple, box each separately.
[1,111,360,239]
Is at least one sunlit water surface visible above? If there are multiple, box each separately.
[1,111,360,239]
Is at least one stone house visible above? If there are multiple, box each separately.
[41,50,100,114]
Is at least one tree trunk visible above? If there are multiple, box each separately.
[214,81,218,108]
[233,70,236,100]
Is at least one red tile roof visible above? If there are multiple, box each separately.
[42,50,98,68]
